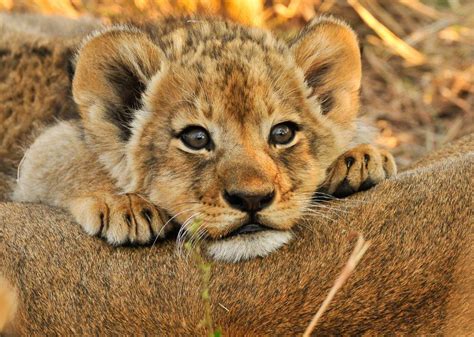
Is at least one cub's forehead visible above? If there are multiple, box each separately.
[163,58,308,129]
[146,20,312,127]
[160,25,299,93]
[155,20,290,63]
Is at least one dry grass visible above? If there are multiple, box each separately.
[303,233,371,336]
[1,0,473,167]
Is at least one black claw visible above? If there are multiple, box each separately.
[141,208,153,224]
[345,156,355,168]
[360,178,376,191]
[333,178,356,198]
[313,187,336,202]
[124,213,133,226]
[364,154,370,167]
[98,212,105,237]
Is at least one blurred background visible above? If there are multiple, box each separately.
[1,0,473,168]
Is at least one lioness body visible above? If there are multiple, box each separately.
[1,135,473,335]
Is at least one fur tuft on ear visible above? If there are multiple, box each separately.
[291,16,361,125]
[72,26,165,187]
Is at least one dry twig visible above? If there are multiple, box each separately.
[348,0,427,65]
[302,234,371,337]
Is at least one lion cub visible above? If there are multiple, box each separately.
[13,16,396,262]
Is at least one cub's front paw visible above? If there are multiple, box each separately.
[69,193,168,245]
[321,144,397,198]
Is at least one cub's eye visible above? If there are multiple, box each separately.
[179,126,211,150]
[269,122,298,146]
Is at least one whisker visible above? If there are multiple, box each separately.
[152,208,196,247]
[176,212,201,256]
[301,211,337,223]
[188,220,206,246]
[187,226,208,257]
[294,221,316,234]
[305,203,351,215]
[172,200,203,207]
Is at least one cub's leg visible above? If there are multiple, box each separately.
[319,144,397,198]
[13,121,167,245]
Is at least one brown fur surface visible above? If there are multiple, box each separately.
[1,134,473,335]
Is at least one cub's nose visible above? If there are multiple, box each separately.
[223,190,275,213]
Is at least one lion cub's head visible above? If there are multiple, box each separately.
[72,16,361,262]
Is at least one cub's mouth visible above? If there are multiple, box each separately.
[205,221,293,263]
[226,222,269,237]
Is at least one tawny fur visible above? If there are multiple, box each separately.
[11,15,395,260]
[0,135,472,335]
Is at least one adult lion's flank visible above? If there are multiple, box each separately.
[13,16,396,262]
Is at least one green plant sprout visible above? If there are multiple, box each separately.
[184,218,222,337]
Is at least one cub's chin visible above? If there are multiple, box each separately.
[206,229,293,263]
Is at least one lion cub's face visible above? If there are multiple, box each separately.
[73,17,361,261]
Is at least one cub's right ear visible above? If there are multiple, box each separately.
[290,16,361,127]
[72,27,165,142]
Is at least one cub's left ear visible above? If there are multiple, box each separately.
[73,27,165,142]
[290,16,361,125]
